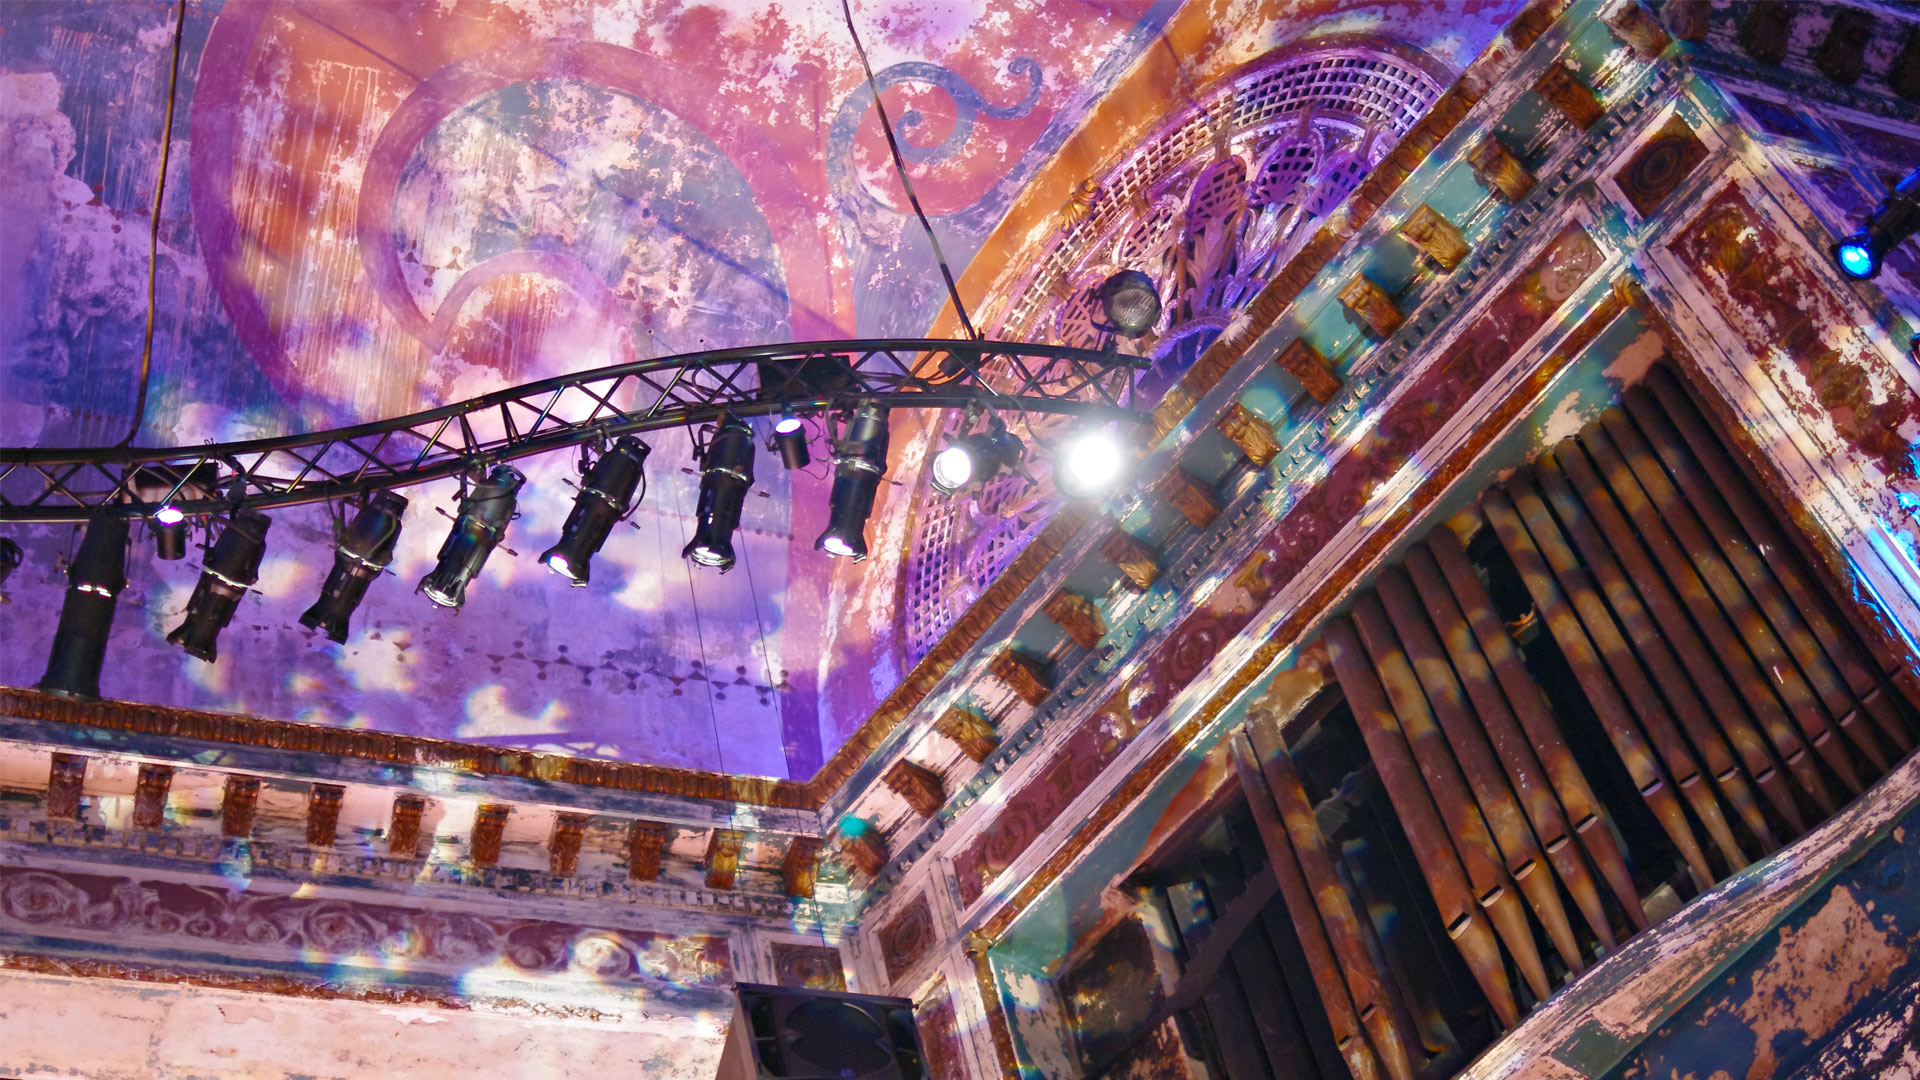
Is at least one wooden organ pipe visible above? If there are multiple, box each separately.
[1506,476,1757,872]
[1374,569,1587,974]
[1346,597,1552,1003]
[1323,616,1522,1027]
[1481,491,1717,891]
[1425,530,1649,930]
[1582,420,1866,796]
[1626,383,1912,758]
[1229,732,1400,1080]
[1553,438,1835,817]
[1644,367,1916,730]
[1533,454,1801,841]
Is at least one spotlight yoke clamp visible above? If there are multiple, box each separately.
[0,339,1149,524]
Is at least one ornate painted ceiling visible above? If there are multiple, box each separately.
[0,0,1527,780]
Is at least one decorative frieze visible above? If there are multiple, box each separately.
[991,649,1053,707]
[389,794,426,857]
[1535,63,1605,130]
[883,760,946,819]
[1398,204,1470,272]
[470,804,510,868]
[934,708,1000,764]
[1159,468,1221,530]
[1100,529,1160,591]
[220,776,261,839]
[549,812,590,876]
[1217,401,1282,466]
[307,784,344,848]
[704,828,744,890]
[783,836,821,898]
[46,753,84,821]
[1338,275,1404,340]
[1469,137,1536,203]
[132,764,172,830]
[1043,590,1106,650]
[627,820,668,882]
[1274,338,1344,404]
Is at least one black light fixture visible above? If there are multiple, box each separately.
[771,411,812,470]
[685,413,756,572]
[300,490,407,643]
[130,462,219,560]
[1835,164,1920,280]
[0,537,20,593]
[1095,270,1161,338]
[1056,425,1128,499]
[38,511,129,699]
[420,464,525,609]
[540,436,647,586]
[815,401,889,561]
[930,417,1026,496]
[167,507,271,663]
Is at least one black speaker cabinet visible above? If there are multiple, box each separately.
[716,982,927,1080]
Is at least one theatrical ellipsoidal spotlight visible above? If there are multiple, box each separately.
[815,402,890,561]
[1056,426,1127,499]
[1834,164,1920,280]
[685,413,756,572]
[421,464,526,609]
[38,511,129,700]
[540,436,648,586]
[930,418,1026,496]
[130,462,219,560]
[167,507,272,663]
[1095,270,1162,338]
[772,412,812,470]
[300,490,407,643]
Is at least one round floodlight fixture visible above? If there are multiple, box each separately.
[1095,270,1161,338]
[930,443,976,494]
[152,505,186,527]
[1836,234,1878,279]
[772,412,812,470]
[1057,428,1126,498]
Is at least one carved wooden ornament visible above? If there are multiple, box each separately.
[549,813,590,876]
[1534,63,1604,130]
[1398,204,1470,272]
[883,759,947,818]
[1100,529,1159,591]
[1274,338,1344,405]
[841,825,889,879]
[1043,590,1106,650]
[470,804,510,868]
[991,649,1053,707]
[1217,402,1281,467]
[46,753,85,821]
[221,776,261,839]
[1468,137,1535,203]
[1160,467,1222,530]
[1606,0,1671,58]
[705,829,744,890]
[1337,275,1404,340]
[307,784,344,848]
[783,836,822,898]
[388,794,426,857]
[132,764,173,830]
[627,820,668,882]
[934,708,1000,763]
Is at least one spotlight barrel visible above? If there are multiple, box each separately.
[815,402,890,561]
[1832,164,1920,280]
[167,507,272,663]
[131,463,219,561]
[772,414,812,470]
[931,423,1024,496]
[685,414,756,572]
[539,437,648,586]
[420,464,526,609]
[38,511,129,700]
[301,490,408,643]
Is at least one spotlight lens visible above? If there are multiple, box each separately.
[543,553,571,576]
[153,506,185,526]
[821,535,857,558]
[1060,430,1124,496]
[1838,240,1876,279]
[931,445,975,492]
[774,415,805,434]
[689,544,731,567]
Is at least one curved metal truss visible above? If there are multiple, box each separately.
[0,339,1148,523]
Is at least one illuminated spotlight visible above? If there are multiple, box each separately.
[420,464,526,610]
[1095,269,1162,338]
[1057,426,1127,498]
[540,436,648,586]
[930,419,1025,496]
[815,401,889,561]
[1832,164,1920,280]
[0,537,19,592]
[300,490,407,643]
[771,411,812,470]
[130,462,218,560]
[684,413,756,572]
[37,511,129,700]
[167,507,272,663]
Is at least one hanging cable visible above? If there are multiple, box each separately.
[839,0,980,340]
[121,0,189,447]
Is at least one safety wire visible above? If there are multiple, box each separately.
[121,0,189,447]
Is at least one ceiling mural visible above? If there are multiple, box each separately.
[0,0,1527,781]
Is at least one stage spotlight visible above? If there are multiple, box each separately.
[131,463,218,560]
[685,414,756,572]
[300,490,407,643]
[420,464,526,609]
[1057,427,1127,498]
[0,537,19,592]
[772,412,812,470]
[167,507,271,663]
[930,419,1025,496]
[1095,270,1161,338]
[38,511,129,699]
[1833,165,1920,280]
[815,402,889,561]
[540,437,648,586]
